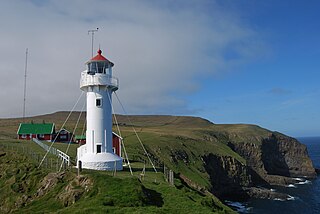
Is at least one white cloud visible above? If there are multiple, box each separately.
[0,0,263,118]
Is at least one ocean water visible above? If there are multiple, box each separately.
[229,137,320,214]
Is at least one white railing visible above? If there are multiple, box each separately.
[80,71,119,89]
[32,138,70,166]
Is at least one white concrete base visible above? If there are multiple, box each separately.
[77,146,123,171]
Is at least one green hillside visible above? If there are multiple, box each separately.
[0,145,232,213]
[0,112,237,213]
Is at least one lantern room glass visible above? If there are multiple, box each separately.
[87,62,112,75]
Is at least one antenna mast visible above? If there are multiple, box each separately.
[23,48,28,122]
[88,28,99,57]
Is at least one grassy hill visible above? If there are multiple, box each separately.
[0,112,237,213]
[0,147,234,213]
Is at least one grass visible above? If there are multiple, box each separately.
[0,149,51,213]
[0,142,234,213]
[209,124,271,145]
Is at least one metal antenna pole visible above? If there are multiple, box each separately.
[23,48,28,122]
[88,28,99,57]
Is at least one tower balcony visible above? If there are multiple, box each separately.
[80,71,119,90]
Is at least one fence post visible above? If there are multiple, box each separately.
[163,165,168,182]
[169,170,174,186]
[64,160,66,171]
[78,160,82,177]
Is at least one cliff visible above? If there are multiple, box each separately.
[227,132,316,185]
[199,124,316,200]
[203,154,250,200]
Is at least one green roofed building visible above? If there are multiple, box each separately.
[75,135,86,144]
[17,123,55,142]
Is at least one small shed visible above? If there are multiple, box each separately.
[75,135,86,144]
[55,129,73,142]
[112,132,122,157]
[17,123,55,142]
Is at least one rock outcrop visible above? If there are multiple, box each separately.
[261,133,316,178]
[203,154,251,200]
[243,187,290,201]
[227,132,316,188]
[200,129,316,201]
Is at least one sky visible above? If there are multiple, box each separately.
[0,0,319,137]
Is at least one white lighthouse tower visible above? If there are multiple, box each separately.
[77,49,123,170]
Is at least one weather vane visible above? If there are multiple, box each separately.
[88,28,99,57]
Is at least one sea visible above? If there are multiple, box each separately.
[227,137,320,214]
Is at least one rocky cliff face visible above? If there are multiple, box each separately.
[261,133,316,178]
[197,129,316,201]
[227,132,316,187]
[203,154,251,200]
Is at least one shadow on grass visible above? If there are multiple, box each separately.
[142,186,164,207]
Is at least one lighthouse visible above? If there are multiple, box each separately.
[77,49,123,171]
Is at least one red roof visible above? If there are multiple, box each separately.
[88,49,114,66]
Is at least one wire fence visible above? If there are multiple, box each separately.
[163,165,174,186]
[32,138,70,166]
[0,143,71,171]
[130,153,175,186]
[0,141,175,185]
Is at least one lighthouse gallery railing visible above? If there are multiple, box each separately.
[80,72,119,89]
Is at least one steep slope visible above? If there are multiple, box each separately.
[0,149,233,213]
[227,132,316,185]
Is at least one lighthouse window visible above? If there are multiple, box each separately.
[96,98,102,107]
[88,63,97,75]
[97,145,101,153]
[97,62,104,73]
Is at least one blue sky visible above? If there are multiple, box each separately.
[0,0,319,137]
[197,0,320,137]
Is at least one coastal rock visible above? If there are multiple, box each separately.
[243,187,289,201]
[203,154,251,200]
[262,133,316,179]
[227,132,316,187]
